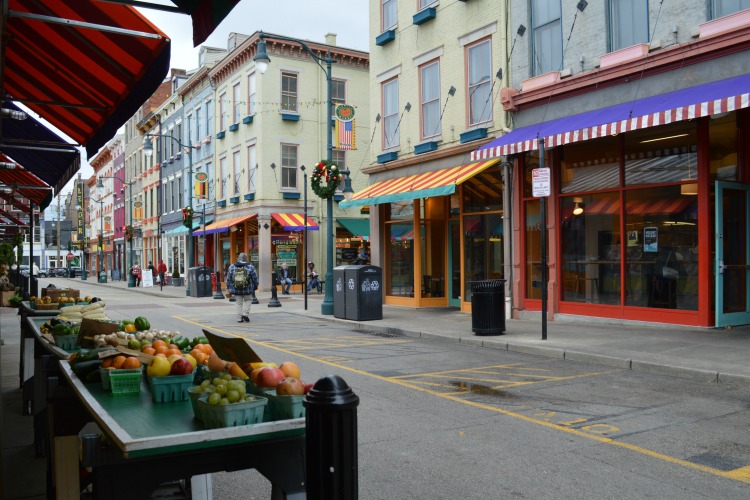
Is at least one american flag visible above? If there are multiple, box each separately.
[336,119,356,150]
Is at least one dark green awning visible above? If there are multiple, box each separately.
[338,218,370,238]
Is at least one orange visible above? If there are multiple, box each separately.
[169,344,179,350]
[102,357,114,369]
[194,352,208,365]
[279,361,301,379]
[168,349,182,357]
[112,356,127,369]
[152,340,167,349]
[189,348,200,359]
[142,347,156,356]
[155,353,167,358]
[122,357,141,369]
[202,344,214,355]
[154,346,169,356]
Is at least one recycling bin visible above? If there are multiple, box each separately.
[345,265,383,321]
[469,279,506,335]
[98,271,107,284]
[333,266,349,319]
[189,266,212,297]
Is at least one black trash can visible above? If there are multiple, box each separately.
[189,267,212,297]
[469,279,506,335]
[333,266,349,319]
[345,265,383,321]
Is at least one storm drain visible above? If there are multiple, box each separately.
[353,328,402,338]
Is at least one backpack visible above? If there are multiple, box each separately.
[233,265,250,289]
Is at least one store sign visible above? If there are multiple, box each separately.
[532,168,551,198]
[277,251,296,260]
[643,227,658,252]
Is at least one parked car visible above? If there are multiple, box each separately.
[67,266,82,278]
[19,265,47,278]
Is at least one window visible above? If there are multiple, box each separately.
[714,0,750,18]
[219,92,227,130]
[419,0,436,9]
[177,177,183,209]
[170,178,175,212]
[332,149,346,169]
[247,145,256,191]
[332,79,346,106]
[281,144,298,189]
[281,72,298,112]
[206,99,212,135]
[420,60,441,139]
[187,114,194,143]
[382,0,397,30]
[219,157,226,199]
[467,39,492,126]
[195,107,201,141]
[232,150,241,195]
[531,0,562,75]
[233,82,241,123]
[609,0,649,51]
[248,73,256,115]
[164,182,170,213]
[383,78,399,150]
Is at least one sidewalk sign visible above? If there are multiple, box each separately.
[142,272,154,288]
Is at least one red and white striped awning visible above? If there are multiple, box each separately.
[472,73,750,161]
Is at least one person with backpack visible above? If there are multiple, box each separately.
[227,252,258,323]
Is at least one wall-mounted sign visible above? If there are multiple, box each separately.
[643,227,658,253]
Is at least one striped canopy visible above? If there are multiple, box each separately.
[272,213,319,231]
[339,159,500,208]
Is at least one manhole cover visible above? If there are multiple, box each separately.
[353,328,402,338]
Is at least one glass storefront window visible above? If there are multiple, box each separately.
[624,186,698,310]
[560,192,621,305]
[624,122,697,187]
[421,197,446,298]
[463,213,503,302]
[386,222,414,296]
[709,113,738,181]
[462,169,503,212]
[560,136,620,193]
[273,234,301,281]
[524,199,541,299]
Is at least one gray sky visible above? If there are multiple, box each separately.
[50,0,370,211]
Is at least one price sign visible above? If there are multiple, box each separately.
[532,168,551,197]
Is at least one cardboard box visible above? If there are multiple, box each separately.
[77,318,120,348]
[1,290,16,306]
[42,288,80,301]
[203,329,263,365]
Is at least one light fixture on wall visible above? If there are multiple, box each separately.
[230,225,238,233]
[681,154,698,196]
[573,197,584,216]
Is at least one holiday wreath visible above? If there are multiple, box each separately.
[124,225,134,242]
[311,160,341,199]
[182,206,193,230]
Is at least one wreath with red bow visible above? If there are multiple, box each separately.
[182,207,194,230]
[124,225,134,242]
[311,160,341,199]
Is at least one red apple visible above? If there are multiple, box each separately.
[256,367,285,388]
[303,382,314,395]
[170,357,194,376]
[277,377,305,396]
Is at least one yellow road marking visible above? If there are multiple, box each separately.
[174,315,750,485]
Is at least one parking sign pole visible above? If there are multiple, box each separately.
[532,139,549,341]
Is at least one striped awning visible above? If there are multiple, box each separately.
[339,159,500,208]
[272,213,319,231]
[193,214,256,236]
[472,73,750,161]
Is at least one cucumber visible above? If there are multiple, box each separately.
[71,360,102,379]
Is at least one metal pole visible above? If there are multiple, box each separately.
[56,194,61,268]
[128,181,135,287]
[322,54,334,315]
[304,170,308,311]
[100,201,103,280]
[187,142,193,297]
[28,202,35,298]
[539,139,548,341]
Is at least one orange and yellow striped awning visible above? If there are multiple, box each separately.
[272,213,319,231]
[339,159,500,208]
[193,214,257,236]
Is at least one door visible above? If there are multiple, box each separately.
[448,220,461,307]
[715,181,750,327]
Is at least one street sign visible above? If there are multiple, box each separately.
[532,168,551,197]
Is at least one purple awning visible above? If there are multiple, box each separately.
[472,73,750,161]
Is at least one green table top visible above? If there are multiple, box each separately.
[20,301,60,316]
[28,317,75,359]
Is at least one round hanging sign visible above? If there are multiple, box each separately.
[335,104,355,122]
[133,201,143,208]
[195,172,208,182]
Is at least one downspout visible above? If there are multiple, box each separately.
[502,159,513,321]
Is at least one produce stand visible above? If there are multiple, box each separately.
[25,316,307,499]
[19,301,62,396]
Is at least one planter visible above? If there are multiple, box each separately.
[172,277,184,287]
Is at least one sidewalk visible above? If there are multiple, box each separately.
[65,276,750,386]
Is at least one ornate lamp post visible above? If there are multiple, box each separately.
[143,133,195,297]
[254,32,354,315]
[97,176,136,286]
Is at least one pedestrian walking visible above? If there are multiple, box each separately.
[157,259,167,291]
[278,262,292,295]
[227,253,258,323]
[131,262,142,287]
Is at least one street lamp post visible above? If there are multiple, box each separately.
[91,198,104,281]
[98,176,136,287]
[144,133,195,297]
[255,32,349,315]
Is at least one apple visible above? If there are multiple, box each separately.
[147,356,171,377]
[279,361,301,379]
[167,354,183,366]
[256,367,285,388]
[277,377,305,396]
[183,354,198,369]
[303,382,314,394]
[170,357,194,376]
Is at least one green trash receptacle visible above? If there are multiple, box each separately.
[469,279,506,335]
[98,271,107,284]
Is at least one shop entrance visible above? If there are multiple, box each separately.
[716,181,750,327]
[448,220,461,307]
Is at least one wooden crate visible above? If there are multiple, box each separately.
[42,288,80,302]
[34,303,59,311]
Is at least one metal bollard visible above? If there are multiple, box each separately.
[267,271,281,308]
[303,375,359,500]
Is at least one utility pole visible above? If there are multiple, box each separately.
[56,193,61,267]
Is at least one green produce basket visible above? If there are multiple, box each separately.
[109,369,142,396]
[148,372,194,402]
[245,380,276,397]
[197,396,267,429]
[266,393,306,421]
[101,368,142,392]
[187,386,206,421]
[54,334,78,351]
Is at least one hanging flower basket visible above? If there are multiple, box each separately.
[98,234,103,247]
[124,225,134,242]
[311,160,341,199]
[182,207,194,230]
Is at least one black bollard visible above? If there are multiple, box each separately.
[303,375,359,500]
[213,272,225,300]
[251,289,259,305]
[267,271,281,308]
